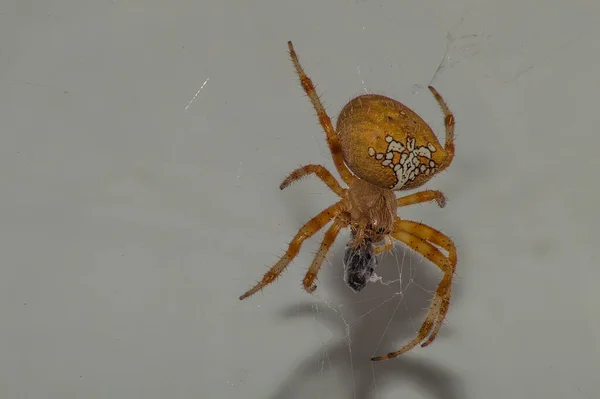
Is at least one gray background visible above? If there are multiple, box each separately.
[1,0,599,398]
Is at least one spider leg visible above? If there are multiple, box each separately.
[396,190,446,208]
[302,217,348,293]
[396,219,456,347]
[280,164,346,197]
[239,201,345,300]
[371,218,456,361]
[287,41,356,186]
[428,86,455,171]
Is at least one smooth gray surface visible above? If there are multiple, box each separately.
[1,1,599,398]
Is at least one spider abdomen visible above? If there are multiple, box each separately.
[336,94,448,191]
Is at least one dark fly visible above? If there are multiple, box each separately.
[343,237,378,293]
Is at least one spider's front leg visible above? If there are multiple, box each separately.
[371,218,457,361]
[239,201,345,300]
[302,216,348,293]
[370,189,447,264]
[379,189,446,256]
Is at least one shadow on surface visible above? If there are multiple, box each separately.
[269,243,465,399]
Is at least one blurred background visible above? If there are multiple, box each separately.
[1,0,599,398]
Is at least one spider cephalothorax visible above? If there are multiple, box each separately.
[240,41,457,362]
[345,178,396,247]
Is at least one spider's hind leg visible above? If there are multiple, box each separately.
[428,86,455,171]
[287,41,356,186]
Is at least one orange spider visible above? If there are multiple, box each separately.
[240,41,457,362]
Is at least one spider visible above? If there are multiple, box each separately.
[240,41,457,362]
